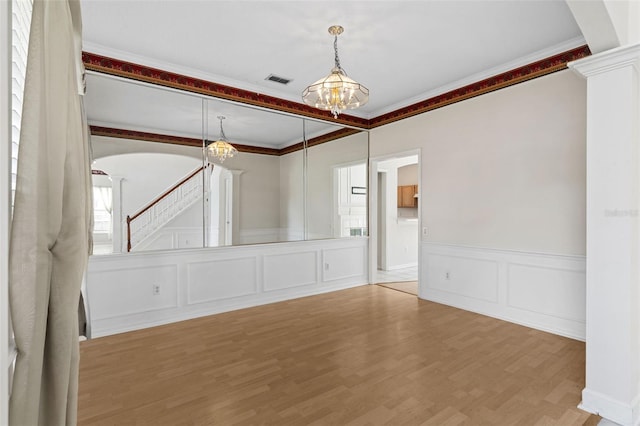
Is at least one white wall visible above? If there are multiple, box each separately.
[371,70,587,339]
[371,70,587,256]
[378,156,419,270]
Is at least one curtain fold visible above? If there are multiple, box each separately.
[9,0,91,424]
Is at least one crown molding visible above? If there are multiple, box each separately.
[89,125,361,157]
[368,44,591,128]
[83,43,591,132]
[568,43,640,77]
[368,36,587,118]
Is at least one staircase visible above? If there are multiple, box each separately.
[126,167,204,252]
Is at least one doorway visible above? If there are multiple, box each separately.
[206,164,234,247]
[369,152,421,296]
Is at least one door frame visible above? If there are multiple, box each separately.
[368,149,422,295]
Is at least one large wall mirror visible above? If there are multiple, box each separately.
[86,72,369,255]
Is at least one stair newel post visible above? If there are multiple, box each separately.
[126,215,132,252]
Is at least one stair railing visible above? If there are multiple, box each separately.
[126,166,204,252]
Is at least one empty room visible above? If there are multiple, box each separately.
[2,1,639,425]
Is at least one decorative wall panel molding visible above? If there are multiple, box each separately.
[421,242,586,340]
[88,264,179,320]
[187,257,258,304]
[86,238,368,337]
[263,251,317,291]
[322,246,366,282]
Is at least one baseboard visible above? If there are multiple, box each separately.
[384,262,418,271]
[580,388,640,426]
[421,242,586,340]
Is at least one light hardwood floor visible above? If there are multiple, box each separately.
[78,285,598,425]
[377,281,418,296]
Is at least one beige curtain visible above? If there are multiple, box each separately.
[9,0,91,424]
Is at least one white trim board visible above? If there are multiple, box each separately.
[580,388,640,426]
[420,242,586,341]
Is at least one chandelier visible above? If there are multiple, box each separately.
[207,116,238,163]
[302,25,369,118]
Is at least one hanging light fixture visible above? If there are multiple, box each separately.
[302,25,369,118]
[207,116,238,163]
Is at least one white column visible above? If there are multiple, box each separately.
[569,44,640,426]
[109,176,124,253]
[229,169,243,245]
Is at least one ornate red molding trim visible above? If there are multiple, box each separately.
[279,127,362,155]
[369,45,591,128]
[82,52,369,129]
[90,125,362,156]
[84,44,591,132]
[90,125,202,147]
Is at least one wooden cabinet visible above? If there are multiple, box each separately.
[397,185,418,208]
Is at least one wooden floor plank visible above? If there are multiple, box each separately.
[78,285,598,425]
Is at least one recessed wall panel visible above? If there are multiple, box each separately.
[322,246,365,282]
[426,254,499,303]
[187,257,257,304]
[263,251,317,291]
[89,265,178,320]
[507,264,586,321]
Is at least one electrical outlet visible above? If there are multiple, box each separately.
[445,272,450,280]
[422,227,429,236]
[152,284,161,295]
[324,263,330,270]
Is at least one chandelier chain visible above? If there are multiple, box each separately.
[219,117,227,140]
[333,35,341,70]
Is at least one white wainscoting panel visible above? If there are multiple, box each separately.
[507,263,586,322]
[322,246,366,282]
[187,257,258,304]
[421,243,586,340]
[86,238,368,337]
[89,264,179,320]
[263,251,317,291]
[426,254,499,303]
[134,227,202,252]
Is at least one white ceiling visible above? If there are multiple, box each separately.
[81,0,584,148]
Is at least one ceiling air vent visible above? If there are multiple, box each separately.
[265,74,292,85]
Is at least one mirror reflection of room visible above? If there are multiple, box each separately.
[85,73,369,255]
